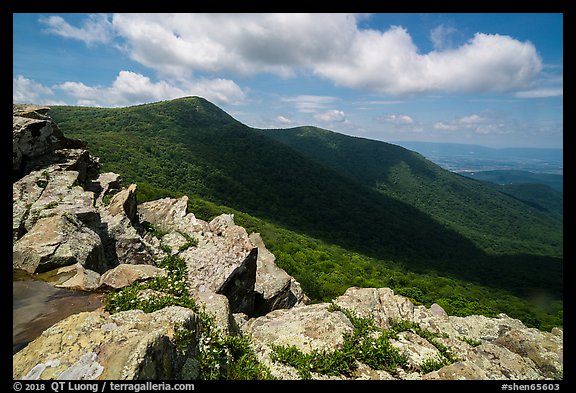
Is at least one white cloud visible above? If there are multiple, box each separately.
[275,115,295,125]
[430,24,457,50]
[39,14,114,46]
[281,95,339,113]
[13,76,68,106]
[90,14,541,95]
[514,64,562,98]
[458,114,483,124]
[433,121,459,131]
[41,13,545,97]
[514,88,563,98]
[316,28,542,95]
[313,109,346,123]
[380,114,414,125]
[56,71,246,107]
[433,113,509,135]
[111,13,357,79]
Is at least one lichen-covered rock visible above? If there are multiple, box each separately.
[495,328,563,379]
[13,160,99,242]
[106,183,138,223]
[55,263,102,291]
[462,342,543,379]
[422,361,489,380]
[242,287,561,380]
[195,291,234,335]
[13,306,200,380]
[13,104,74,177]
[140,205,258,315]
[13,213,106,274]
[93,172,121,205]
[98,184,155,267]
[22,169,98,231]
[241,303,355,380]
[333,287,433,329]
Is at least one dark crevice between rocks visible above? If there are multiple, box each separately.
[217,248,258,316]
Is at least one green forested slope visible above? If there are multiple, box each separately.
[263,126,562,257]
[47,97,563,330]
[49,98,483,265]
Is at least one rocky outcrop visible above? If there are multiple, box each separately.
[138,197,307,316]
[12,105,312,378]
[239,287,563,380]
[12,105,563,381]
[99,264,168,290]
[13,306,200,380]
[13,104,87,180]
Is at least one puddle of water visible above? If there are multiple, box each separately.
[13,272,105,354]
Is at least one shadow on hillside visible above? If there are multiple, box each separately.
[428,253,564,301]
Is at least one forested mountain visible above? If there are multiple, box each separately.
[47,97,563,330]
[493,183,563,218]
[49,97,482,264]
[263,126,562,257]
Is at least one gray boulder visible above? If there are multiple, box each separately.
[13,213,106,274]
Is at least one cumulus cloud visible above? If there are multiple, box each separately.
[433,113,508,135]
[13,75,54,104]
[39,14,114,45]
[56,71,246,107]
[41,13,544,97]
[313,109,346,123]
[430,24,457,50]
[275,115,295,125]
[110,13,356,79]
[379,114,414,125]
[316,28,542,95]
[281,95,339,113]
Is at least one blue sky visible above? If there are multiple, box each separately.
[13,13,563,148]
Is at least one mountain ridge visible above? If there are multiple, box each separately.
[45,97,563,329]
[48,97,487,263]
[262,125,562,257]
[49,97,562,256]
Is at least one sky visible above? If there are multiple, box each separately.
[12,13,563,148]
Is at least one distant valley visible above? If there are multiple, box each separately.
[392,141,563,215]
[393,141,563,176]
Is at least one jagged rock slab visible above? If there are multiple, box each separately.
[250,233,308,315]
[98,184,155,266]
[55,263,102,291]
[138,196,209,236]
[138,198,259,315]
